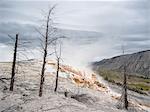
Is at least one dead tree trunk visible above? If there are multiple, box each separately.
[10,34,18,91]
[123,66,128,109]
[39,44,47,97]
[122,46,128,109]
[54,57,60,92]
[39,9,51,97]
[54,40,62,92]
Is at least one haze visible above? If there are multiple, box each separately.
[0,0,149,68]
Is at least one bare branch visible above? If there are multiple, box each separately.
[8,34,15,42]
[34,27,45,38]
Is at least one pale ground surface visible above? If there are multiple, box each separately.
[0,61,149,112]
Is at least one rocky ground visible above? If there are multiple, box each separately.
[0,61,149,112]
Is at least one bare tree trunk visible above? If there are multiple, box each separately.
[39,9,51,97]
[39,46,47,97]
[122,45,128,109]
[54,58,60,92]
[123,66,128,109]
[10,34,18,91]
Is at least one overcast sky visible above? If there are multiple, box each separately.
[0,0,149,68]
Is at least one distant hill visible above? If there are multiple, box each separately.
[92,50,150,78]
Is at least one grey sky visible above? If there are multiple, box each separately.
[0,0,149,68]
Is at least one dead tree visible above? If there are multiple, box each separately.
[10,34,19,91]
[54,41,62,92]
[6,33,33,91]
[116,45,128,109]
[122,46,128,109]
[123,63,128,109]
[54,57,60,92]
[38,6,56,97]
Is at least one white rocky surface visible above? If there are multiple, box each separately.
[0,62,149,112]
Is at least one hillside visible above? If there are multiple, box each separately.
[92,50,150,78]
[92,50,150,95]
